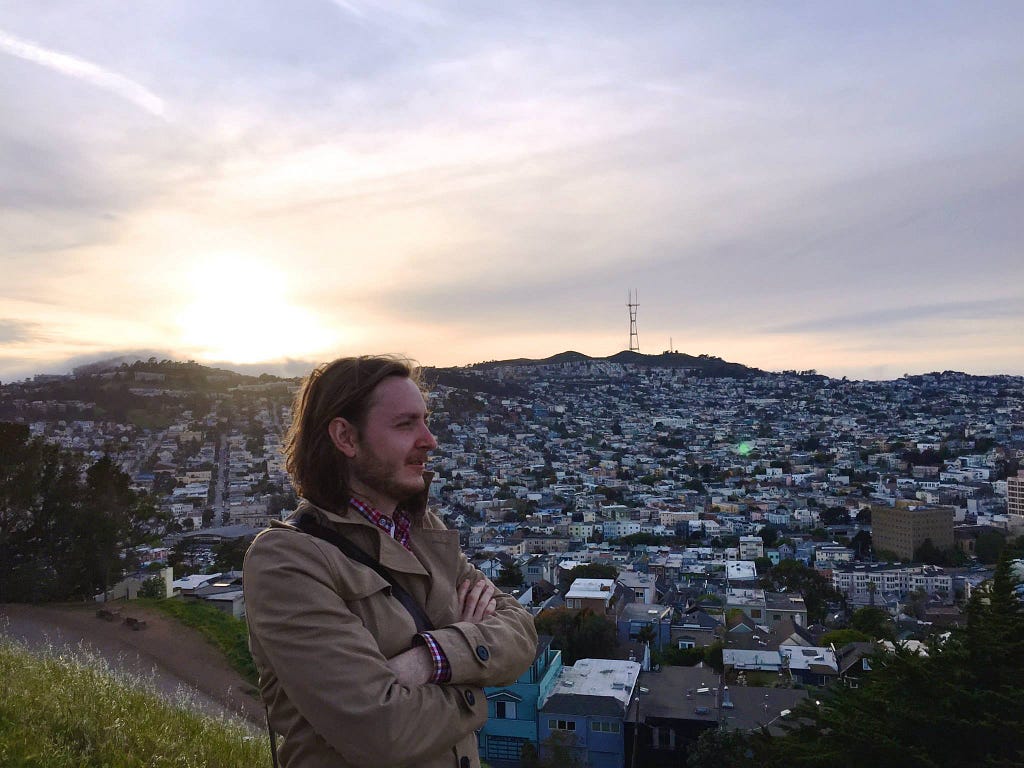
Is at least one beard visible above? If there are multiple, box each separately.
[347,446,426,509]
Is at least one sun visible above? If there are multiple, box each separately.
[176,254,335,364]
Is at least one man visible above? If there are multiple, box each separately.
[244,355,537,768]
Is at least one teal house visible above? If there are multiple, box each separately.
[477,635,563,766]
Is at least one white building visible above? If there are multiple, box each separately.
[738,535,764,560]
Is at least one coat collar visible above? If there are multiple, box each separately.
[288,472,436,577]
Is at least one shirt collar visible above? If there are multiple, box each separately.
[301,471,434,527]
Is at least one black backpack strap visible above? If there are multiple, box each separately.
[265,703,279,768]
[292,514,435,633]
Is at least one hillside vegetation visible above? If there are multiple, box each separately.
[140,598,258,686]
[0,638,269,768]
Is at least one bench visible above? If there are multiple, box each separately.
[123,616,147,631]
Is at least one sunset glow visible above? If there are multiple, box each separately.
[176,256,337,365]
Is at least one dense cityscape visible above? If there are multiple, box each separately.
[1,352,1022,766]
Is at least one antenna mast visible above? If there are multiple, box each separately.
[627,290,640,353]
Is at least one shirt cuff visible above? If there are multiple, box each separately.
[418,632,452,683]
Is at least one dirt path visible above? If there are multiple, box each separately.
[0,602,264,729]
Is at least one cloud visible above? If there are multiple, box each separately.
[0,27,165,117]
[765,299,1024,335]
[325,0,448,27]
[0,319,43,344]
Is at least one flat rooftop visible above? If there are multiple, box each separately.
[565,578,616,600]
[545,658,641,710]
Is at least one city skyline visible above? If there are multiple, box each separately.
[2,2,1022,382]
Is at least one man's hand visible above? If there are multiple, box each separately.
[386,645,434,687]
[457,577,497,623]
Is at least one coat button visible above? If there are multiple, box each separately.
[475,645,490,661]
[460,758,470,768]
[464,690,475,706]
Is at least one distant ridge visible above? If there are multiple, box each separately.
[470,350,761,378]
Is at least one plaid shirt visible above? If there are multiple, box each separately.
[348,496,451,683]
[349,496,412,551]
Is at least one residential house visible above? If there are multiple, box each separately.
[539,659,641,768]
[477,635,563,766]
[565,579,616,612]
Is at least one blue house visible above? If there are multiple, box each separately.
[477,635,563,766]
[538,658,641,768]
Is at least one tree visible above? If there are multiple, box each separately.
[849,607,895,640]
[636,624,657,647]
[213,536,253,572]
[0,425,150,602]
[687,728,750,767]
[537,731,584,767]
[534,608,618,665]
[519,741,541,768]
[139,575,166,599]
[974,529,1007,564]
[913,537,946,565]
[820,506,849,526]
[496,563,524,588]
[820,628,873,647]
[169,537,205,575]
[759,525,780,548]
[850,530,872,559]
[67,456,147,599]
[745,552,1024,768]
[759,559,841,623]
[658,644,705,667]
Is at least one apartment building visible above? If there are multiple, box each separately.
[871,502,954,560]
[831,563,953,598]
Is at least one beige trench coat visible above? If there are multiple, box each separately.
[243,487,538,768]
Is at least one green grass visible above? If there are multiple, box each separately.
[0,637,270,768]
[137,599,258,687]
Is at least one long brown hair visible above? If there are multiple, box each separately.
[284,355,420,510]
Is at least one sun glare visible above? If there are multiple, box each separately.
[176,254,336,364]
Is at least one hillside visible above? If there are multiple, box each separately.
[0,603,263,724]
[471,349,761,377]
[0,635,269,768]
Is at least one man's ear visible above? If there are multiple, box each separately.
[328,417,359,458]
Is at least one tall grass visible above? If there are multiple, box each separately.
[138,598,257,686]
[0,636,270,768]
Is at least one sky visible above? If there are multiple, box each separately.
[1,1,1022,382]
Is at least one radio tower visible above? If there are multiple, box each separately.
[627,290,640,352]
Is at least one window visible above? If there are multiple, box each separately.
[650,726,675,749]
[549,719,576,731]
[495,701,517,719]
[678,638,695,650]
[751,609,762,618]
[591,721,621,733]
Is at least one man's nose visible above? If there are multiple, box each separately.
[418,424,438,450]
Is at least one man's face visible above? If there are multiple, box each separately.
[339,376,437,512]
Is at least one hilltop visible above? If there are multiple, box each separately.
[469,349,761,378]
